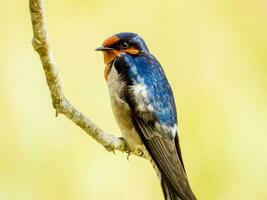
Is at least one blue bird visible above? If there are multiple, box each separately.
[96,32,196,200]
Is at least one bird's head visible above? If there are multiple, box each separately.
[96,32,149,65]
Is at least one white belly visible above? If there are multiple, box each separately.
[106,65,143,150]
[106,64,160,176]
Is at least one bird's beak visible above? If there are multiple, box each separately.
[95,46,114,51]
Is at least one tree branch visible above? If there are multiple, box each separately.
[29,0,142,157]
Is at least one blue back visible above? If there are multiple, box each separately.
[116,53,177,129]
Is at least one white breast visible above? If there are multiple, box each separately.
[106,64,143,149]
[106,64,159,175]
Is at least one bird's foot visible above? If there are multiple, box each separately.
[127,153,131,161]
[130,147,144,159]
[104,137,127,154]
[136,148,144,157]
[104,144,115,154]
[123,145,144,160]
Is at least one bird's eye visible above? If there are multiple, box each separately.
[120,41,129,49]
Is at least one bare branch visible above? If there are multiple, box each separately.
[29,0,142,157]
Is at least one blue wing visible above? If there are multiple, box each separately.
[115,52,178,139]
[114,53,196,200]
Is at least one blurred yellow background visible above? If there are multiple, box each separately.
[0,0,267,199]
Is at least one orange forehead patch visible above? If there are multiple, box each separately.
[103,35,120,47]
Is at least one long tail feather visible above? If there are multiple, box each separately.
[161,176,196,200]
[161,178,180,200]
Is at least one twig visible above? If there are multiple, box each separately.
[29,0,142,157]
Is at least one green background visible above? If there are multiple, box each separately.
[0,0,267,199]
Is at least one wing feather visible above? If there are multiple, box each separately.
[132,116,194,199]
[114,53,196,200]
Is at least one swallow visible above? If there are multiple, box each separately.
[96,32,196,200]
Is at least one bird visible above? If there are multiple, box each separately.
[96,32,196,200]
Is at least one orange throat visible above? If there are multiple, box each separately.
[102,48,140,81]
[104,63,112,81]
[103,51,118,81]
